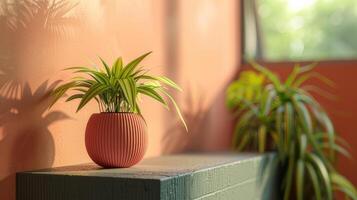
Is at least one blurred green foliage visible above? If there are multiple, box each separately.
[226,63,357,199]
[255,0,357,61]
[226,71,265,109]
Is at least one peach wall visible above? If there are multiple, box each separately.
[0,0,240,199]
[169,0,239,152]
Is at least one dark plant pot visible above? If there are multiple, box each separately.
[85,113,147,168]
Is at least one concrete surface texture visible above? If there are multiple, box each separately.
[17,153,278,200]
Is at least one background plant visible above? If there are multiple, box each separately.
[226,62,357,200]
[51,52,187,131]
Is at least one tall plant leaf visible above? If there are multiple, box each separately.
[77,84,109,112]
[307,154,333,200]
[112,57,123,77]
[159,88,188,131]
[249,60,282,90]
[121,52,152,78]
[306,162,322,200]
[296,159,305,200]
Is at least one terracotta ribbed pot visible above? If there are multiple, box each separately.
[85,113,147,168]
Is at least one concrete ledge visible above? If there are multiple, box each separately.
[17,153,278,200]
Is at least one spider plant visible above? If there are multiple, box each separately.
[226,62,357,200]
[50,52,187,131]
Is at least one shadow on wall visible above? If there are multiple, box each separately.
[161,82,235,154]
[161,88,207,153]
[0,0,77,199]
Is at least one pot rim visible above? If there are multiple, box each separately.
[91,112,141,116]
[94,112,138,114]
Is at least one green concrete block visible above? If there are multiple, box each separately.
[17,153,278,200]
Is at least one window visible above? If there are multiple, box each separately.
[243,0,357,62]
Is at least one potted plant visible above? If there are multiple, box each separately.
[50,52,187,168]
[226,62,357,200]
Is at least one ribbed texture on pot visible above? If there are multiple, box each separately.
[85,113,147,168]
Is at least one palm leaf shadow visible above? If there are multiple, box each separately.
[0,80,70,200]
[0,1,78,199]
[0,0,79,99]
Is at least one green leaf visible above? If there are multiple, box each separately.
[138,86,168,109]
[132,69,148,80]
[133,71,152,79]
[296,159,305,200]
[66,94,83,102]
[121,52,152,78]
[232,110,255,149]
[331,173,357,200]
[112,57,123,77]
[307,154,333,200]
[284,102,294,153]
[67,67,110,85]
[128,77,138,111]
[159,88,188,132]
[293,99,312,134]
[249,60,282,91]
[298,92,336,158]
[276,106,285,159]
[297,101,331,169]
[283,141,295,200]
[258,125,267,153]
[294,71,335,88]
[300,85,336,100]
[299,135,307,159]
[285,64,300,87]
[64,66,91,71]
[260,88,276,115]
[285,63,316,87]
[316,138,351,159]
[156,76,182,91]
[306,162,322,200]
[49,81,79,108]
[118,78,136,111]
[77,84,109,112]
[237,132,252,151]
[99,57,111,76]
[89,71,110,85]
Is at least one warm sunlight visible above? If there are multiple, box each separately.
[288,0,316,11]
[2,1,357,200]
